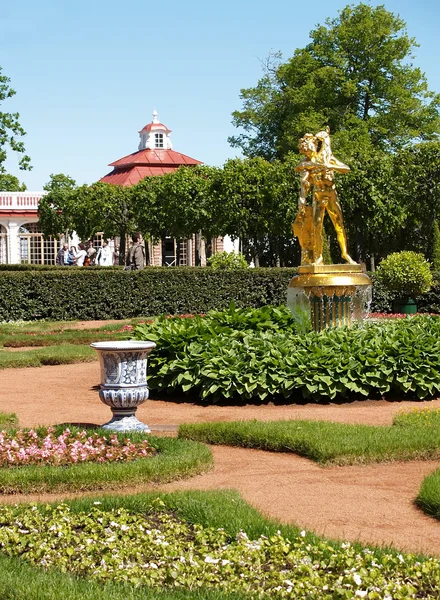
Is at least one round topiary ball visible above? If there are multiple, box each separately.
[375,251,433,299]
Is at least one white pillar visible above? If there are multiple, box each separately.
[7,222,21,264]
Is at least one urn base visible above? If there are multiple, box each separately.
[102,412,151,433]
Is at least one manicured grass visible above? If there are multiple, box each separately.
[0,412,18,430]
[396,409,440,519]
[0,318,145,369]
[416,469,440,519]
[179,415,440,465]
[0,427,213,493]
[0,344,97,369]
[0,490,439,599]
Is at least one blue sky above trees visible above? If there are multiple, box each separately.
[1,0,439,189]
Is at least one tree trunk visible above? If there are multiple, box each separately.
[370,254,375,272]
[194,230,205,266]
[144,240,150,266]
[161,236,167,266]
[119,228,127,265]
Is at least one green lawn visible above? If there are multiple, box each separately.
[179,411,440,465]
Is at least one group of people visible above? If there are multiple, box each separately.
[56,240,118,267]
[55,233,146,269]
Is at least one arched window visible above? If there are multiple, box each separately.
[19,223,59,264]
[154,133,164,148]
[0,225,7,264]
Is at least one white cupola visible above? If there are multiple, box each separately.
[138,110,173,151]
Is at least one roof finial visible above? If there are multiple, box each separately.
[152,109,159,124]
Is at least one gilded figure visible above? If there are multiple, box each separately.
[293,128,356,265]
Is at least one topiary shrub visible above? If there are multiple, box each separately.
[206,251,248,269]
[375,251,433,299]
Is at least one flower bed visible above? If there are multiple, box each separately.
[0,427,213,493]
[0,427,156,467]
[1,498,440,599]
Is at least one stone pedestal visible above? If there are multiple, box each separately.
[287,265,372,331]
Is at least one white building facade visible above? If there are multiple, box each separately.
[0,191,65,264]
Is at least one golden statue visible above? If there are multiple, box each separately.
[293,128,356,265]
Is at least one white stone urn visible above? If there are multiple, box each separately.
[90,341,156,432]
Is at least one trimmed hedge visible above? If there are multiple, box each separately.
[0,264,122,271]
[0,266,437,321]
[0,267,297,321]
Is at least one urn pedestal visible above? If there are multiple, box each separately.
[287,265,372,331]
[90,341,156,432]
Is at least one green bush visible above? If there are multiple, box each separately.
[0,268,297,321]
[135,309,440,403]
[0,264,121,271]
[0,265,438,321]
[206,251,248,269]
[369,272,394,313]
[375,251,433,298]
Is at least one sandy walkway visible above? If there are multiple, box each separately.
[1,362,440,555]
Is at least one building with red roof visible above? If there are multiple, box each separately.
[100,111,202,187]
[100,111,222,266]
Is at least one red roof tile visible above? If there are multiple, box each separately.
[109,148,202,168]
[139,122,171,133]
[99,166,193,187]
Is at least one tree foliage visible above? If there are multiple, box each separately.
[0,67,31,172]
[229,3,440,266]
[230,3,440,160]
[0,174,26,191]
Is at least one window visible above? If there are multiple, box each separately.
[19,223,59,265]
[0,225,7,264]
[91,233,104,250]
[154,133,164,148]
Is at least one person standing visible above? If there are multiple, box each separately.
[112,245,120,266]
[96,241,113,266]
[76,243,87,267]
[86,241,97,266]
[125,232,145,270]
[56,243,69,265]
[67,246,77,266]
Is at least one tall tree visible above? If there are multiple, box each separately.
[0,174,26,191]
[38,174,77,239]
[230,3,440,160]
[207,157,299,266]
[134,166,216,265]
[38,178,135,263]
[0,67,31,172]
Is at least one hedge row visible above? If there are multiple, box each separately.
[0,266,437,321]
[0,268,298,321]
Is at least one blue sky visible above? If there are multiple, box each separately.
[1,0,439,190]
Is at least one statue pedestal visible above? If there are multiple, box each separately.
[287,265,372,331]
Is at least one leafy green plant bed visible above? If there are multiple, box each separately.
[0,490,440,599]
[134,309,440,402]
[179,412,440,465]
[0,427,212,493]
